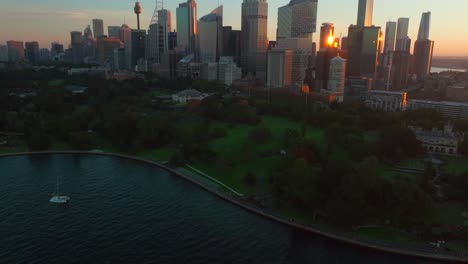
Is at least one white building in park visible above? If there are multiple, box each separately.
[172,89,210,104]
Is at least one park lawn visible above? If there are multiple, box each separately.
[0,143,29,154]
[443,157,468,176]
[429,202,468,226]
[48,79,65,88]
[379,167,419,182]
[50,139,70,151]
[139,147,177,162]
[356,226,417,243]
[397,158,427,170]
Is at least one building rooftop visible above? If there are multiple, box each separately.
[408,99,468,107]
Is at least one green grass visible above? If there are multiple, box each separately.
[430,202,468,225]
[397,158,427,170]
[444,157,468,176]
[50,139,70,151]
[379,166,419,182]
[0,143,29,154]
[139,147,177,162]
[356,226,416,243]
[48,79,65,88]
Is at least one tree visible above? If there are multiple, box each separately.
[27,130,51,151]
[248,127,272,144]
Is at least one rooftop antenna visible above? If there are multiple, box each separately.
[150,0,164,26]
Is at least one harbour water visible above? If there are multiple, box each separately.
[0,154,443,264]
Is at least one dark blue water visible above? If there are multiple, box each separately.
[0,154,442,264]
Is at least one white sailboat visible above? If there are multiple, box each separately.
[50,173,70,204]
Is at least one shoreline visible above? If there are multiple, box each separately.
[1,151,467,263]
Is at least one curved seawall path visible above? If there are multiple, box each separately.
[1,151,467,263]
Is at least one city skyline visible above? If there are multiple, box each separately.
[1,0,467,56]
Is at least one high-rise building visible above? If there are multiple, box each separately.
[70,31,84,64]
[275,38,313,86]
[108,26,121,39]
[396,36,411,52]
[222,27,241,65]
[357,0,374,27]
[241,0,268,79]
[168,32,177,50]
[341,37,348,52]
[218,56,243,86]
[383,21,397,53]
[198,6,223,63]
[39,48,50,61]
[391,50,410,91]
[147,9,173,64]
[97,37,122,66]
[413,39,434,81]
[114,48,126,70]
[277,0,318,40]
[267,49,293,88]
[92,19,105,38]
[361,26,382,79]
[315,47,339,90]
[396,18,409,39]
[176,0,198,56]
[120,24,132,44]
[0,45,8,62]
[25,41,39,63]
[84,25,93,39]
[51,42,64,56]
[328,55,346,102]
[417,12,431,40]
[6,41,24,62]
[320,23,335,50]
[346,25,382,80]
[125,30,146,70]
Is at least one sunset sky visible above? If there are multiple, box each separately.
[1,0,467,56]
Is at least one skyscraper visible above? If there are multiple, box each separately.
[92,19,105,38]
[357,0,374,27]
[0,45,8,62]
[414,11,434,81]
[198,6,223,63]
[108,26,121,39]
[222,26,241,65]
[97,37,122,66]
[51,42,64,56]
[417,12,431,40]
[391,50,410,90]
[328,56,346,102]
[414,40,434,81]
[84,25,93,39]
[7,41,24,62]
[383,21,397,53]
[396,18,409,39]
[320,23,335,50]
[277,0,318,40]
[120,24,132,44]
[147,8,173,64]
[70,31,84,64]
[267,49,293,88]
[125,30,146,70]
[25,41,39,63]
[176,0,198,56]
[241,0,268,79]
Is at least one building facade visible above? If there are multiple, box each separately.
[198,6,223,63]
[267,49,293,88]
[328,56,346,102]
[417,12,431,41]
[357,0,374,27]
[92,19,105,38]
[241,0,268,79]
[0,45,8,62]
[25,41,39,63]
[410,124,463,156]
[108,26,121,39]
[365,90,407,112]
[176,0,198,56]
[407,100,468,120]
[7,41,25,62]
